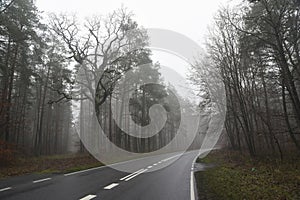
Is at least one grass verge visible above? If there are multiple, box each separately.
[0,153,103,179]
[195,150,300,200]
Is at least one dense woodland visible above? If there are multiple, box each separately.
[0,0,74,156]
[0,0,300,161]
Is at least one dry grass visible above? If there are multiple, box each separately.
[0,153,102,178]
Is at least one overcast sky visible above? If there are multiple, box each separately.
[36,0,232,45]
[36,0,240,101]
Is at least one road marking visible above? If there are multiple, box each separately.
[64,152,184,177]
[79,194,96,200]
[0,187,12,192]
[147,166,153,169]
[33,178,51,183]
[125,169,148,181]
[104,183,119,190]
[64,166,104,176]
[119,169,145,181]
[153,163,157,166]
[190,170,195,200]
[190,154,199,200]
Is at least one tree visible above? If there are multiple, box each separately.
[189,0,300,158]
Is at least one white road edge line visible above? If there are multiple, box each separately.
[64,152,184,177]
[0,187,12,192]
[125,169,148,181]
[64,166,104,176]
[190,170,196,200]
[190,148,219,200]
[79,194,97,200]
[33,178,51,183]
[190,152,200,200]
[103,183,119,190]
[119,169,144,181]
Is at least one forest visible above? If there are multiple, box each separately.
[190,0,300,159]
[0,0,300,163]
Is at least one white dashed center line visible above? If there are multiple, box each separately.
[79,194,97,200]
[0,187,12,192]
[104,183,119,190]
[33,178,51,183]
[161,155,179,162]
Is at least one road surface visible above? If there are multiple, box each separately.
[0,151,202,200]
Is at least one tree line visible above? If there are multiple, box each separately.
[0,0,197,157]
[190,0,300,158]
[0,0,73,156]
[3,0,297,160]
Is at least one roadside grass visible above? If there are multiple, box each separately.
[0,150,183,179]
[195,150,300,200]
[0,153,103,179]
[63,163,103,173]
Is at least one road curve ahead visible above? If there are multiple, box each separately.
[0,151,201,200]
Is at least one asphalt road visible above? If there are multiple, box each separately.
[0,150,202,200]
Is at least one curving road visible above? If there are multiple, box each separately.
[0,151,203,200]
